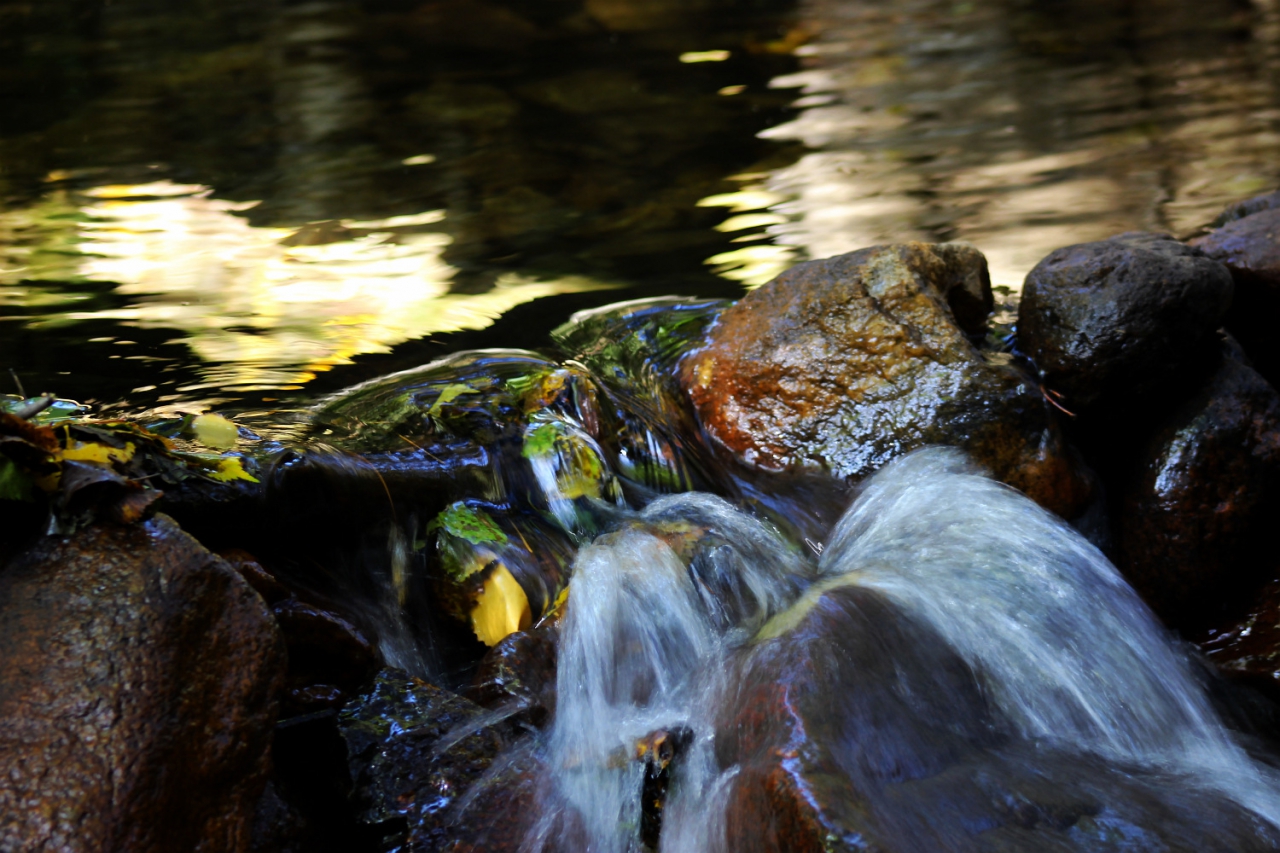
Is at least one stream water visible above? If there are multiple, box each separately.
[7,2,1280,849]
[3,0,1280,423]
[524,450,1280,851]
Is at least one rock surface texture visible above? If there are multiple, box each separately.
[679,242,1088,517]
[0,514,285,853]
[339,669,512,852]
[1116,345,1280,629]
[719,584,1278,852]
[1017,232,1234,411]
[1193,203,1280,387]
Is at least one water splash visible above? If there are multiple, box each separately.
[538,448,1280,851]
[817,447,1280,826]
[546,493,811,852]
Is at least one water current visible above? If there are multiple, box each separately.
[512,449,1280,851]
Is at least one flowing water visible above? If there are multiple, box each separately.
[527,449,1280,851]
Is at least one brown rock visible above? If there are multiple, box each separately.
[719,583,1276,852]
[679,242,1088,518]
[0,514,286,853]
[465,624,558,728]
[1192,206,1280,387]
[272,599,380,716]
[1117,345,1280,629]
[1199,577,1280,706]
[339,669,516,852]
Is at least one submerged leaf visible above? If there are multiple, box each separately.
[191,413,239,450]
[431,501,509,547]
[470,564,531,646]
[427,383,478,416]
[61,440,136,465]
[208,456,260,483]
[0,456,35,501]
[522,422,560,460]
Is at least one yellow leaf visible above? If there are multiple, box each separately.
[61,440,135,465]
[470,564,531,647]
[208,456,260,483]
[192,414,239,450]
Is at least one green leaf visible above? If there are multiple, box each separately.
[0,456,35,502]
[522,422,561,459]
[429,501,508,547]
[427,383,477,416]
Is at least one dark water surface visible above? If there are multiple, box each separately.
[2,0,1279,422]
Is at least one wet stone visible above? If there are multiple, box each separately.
[1116,343,1280,629]
[338,668,508,852]
[1017,232,1233,411]
[0,514,286,853]
[466,624,559,728]
[272,599,380,716]
[679,242,1089,518]
[552,297,728,496]
[719,583,1279,853]
[1200,578,1280,707]
[1192,203,1280,387]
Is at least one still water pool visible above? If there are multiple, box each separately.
[2,0,1278,422]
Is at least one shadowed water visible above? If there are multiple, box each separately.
[4,0,1280,418]
[532,448,1280,851]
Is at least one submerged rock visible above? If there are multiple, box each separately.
[721,582,1279,853]
[552,297,727,496]
[1192,202,1280,387]
[1200,577,1280,707]
[0,514,285,853]
[1116,345,1280,629]
[1017,232,1233,411]
[679,242,1088,518]
[338,669,512,852]
[430,501,576,646]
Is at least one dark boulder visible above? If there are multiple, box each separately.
[1199,577,1280,707]
[1017,232,1233,412]
[1192,204,1280,386]
[339,669,512,851]
[272,599,380,716]
[465,624,559,728]
[679,242,1089,518]
[1115,344,1280,629]
[719,583,1278,852]
[0,514,286,853]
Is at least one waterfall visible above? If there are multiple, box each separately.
[539,448,1280,852]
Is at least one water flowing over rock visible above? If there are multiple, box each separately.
[679,243,1088,518]
[1193,199,1280,387]
[1116,344,1280,629]
[531,449,1280,853]
[0,514,285,853]
[1017,232,1234,411]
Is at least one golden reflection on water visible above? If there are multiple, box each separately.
[0,181,613,396]
[704,0,1280,295]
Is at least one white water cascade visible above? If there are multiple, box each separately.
[534,448,1280,852]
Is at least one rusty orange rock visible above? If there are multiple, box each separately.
[679,242,1088,518]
